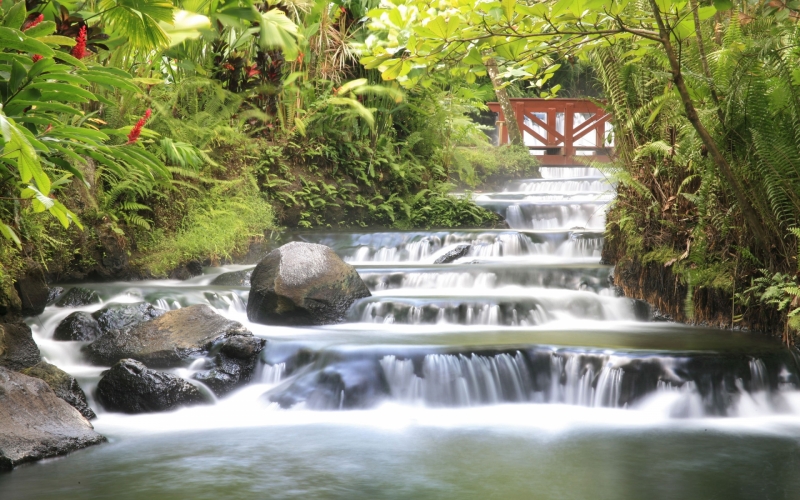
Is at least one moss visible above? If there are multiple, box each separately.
[134,184,275,276]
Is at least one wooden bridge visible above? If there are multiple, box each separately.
[488,98,613,166]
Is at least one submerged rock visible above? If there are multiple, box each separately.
[433,244,471,264]
[54,302,166,342]
[0,367,104,470]
[95,359,206,414]
[85,304,258,368]
[55,287,101,308]
[0,323,40,371]
[268,360,388,410]
[53,311,101,342]
[210,269,253,287]
[22,361,96,420]
[247,242,371,326]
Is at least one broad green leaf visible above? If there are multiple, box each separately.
[9,58,27,94]
[3,1,25,29]
[0,27,55,56]
[713,0,733,11]
[0,222,21,247]
[0,111,50,194]
[38,35,77,46]
[23,20,56,38]
[161,10,210,47]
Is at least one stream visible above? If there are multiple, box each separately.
[2,166,800,499]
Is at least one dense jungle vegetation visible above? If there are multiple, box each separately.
[361,0,800,341]
[0,0,536,310]
[3,0,800,342]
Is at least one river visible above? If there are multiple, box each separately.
[2,166,800,499]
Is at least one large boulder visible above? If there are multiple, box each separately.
[85,304,260,368]
[0,323,40,371]
[21,361,96,420]
[0,367,104,470]
[95,359,207,414]
[247,242,371,326]
[55,287,101,308]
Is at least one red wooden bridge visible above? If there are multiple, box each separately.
[488,98,613,166]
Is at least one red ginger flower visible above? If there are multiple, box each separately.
[32,54,43,63]
[71,25,87,60]
[22,14,44,31]
[127,109,152,145]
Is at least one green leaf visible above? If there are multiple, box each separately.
[23,20,56,38]
[79,71,140,92]
[98,0,174,50]
[713,0,733,10]
[9,58,27,94]
[38,35,77,47]
[3,1,26,29]
[0,27,55,57]
[0,111,50,194]
[52,51,87,70]
[28,82,97,101]
[0,222,21,247]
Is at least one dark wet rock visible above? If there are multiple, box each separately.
[247,242,371,326]
[433,244,471,264]
[55,287,101,308]
[54,302,165,342]
[168,260,204,280]
[53,312,101,342]
[47,286,65,305]
[632,299,652,321]
[95,359,206,414]
[93,302,165,333]
[192,335,266,395]
[210,269,253,287]
[0,366,104,470]
[14,267,50,317]
[268,360,388,410]
[0,323,40,371]
[85,304,256,368]
[21,361,96,420]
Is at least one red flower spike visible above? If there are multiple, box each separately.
[32,54,43,63]
[127,108,152,145]
[71,25,87,60]
[297,52,304,65]
[22,14,44,31]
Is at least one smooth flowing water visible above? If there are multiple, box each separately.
[3,167,800,500]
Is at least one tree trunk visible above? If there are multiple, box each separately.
[649,1,773,250]
[486,57,523,146]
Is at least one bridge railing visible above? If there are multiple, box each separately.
[488,98,614,165]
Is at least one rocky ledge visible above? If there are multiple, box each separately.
[0,367,105,470]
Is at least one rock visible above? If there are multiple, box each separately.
[0,323,40,371]
[210,269,253,287]
[93,302,165,333]
[168,260,204,280]
[0,367,104,470]
[55,287,101,308]
[95,359,206,414]
[85,304,257,368]
[54,302,165,342]
[192,335,266,395]
[433,244,471,264]
[268,360,388,410]
[53,312,101,342]
[247,242,371,326]
[47,286,65,304]
[14,267,50,316]
[21,361,96,420]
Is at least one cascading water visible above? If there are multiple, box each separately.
[4,165,800,499]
